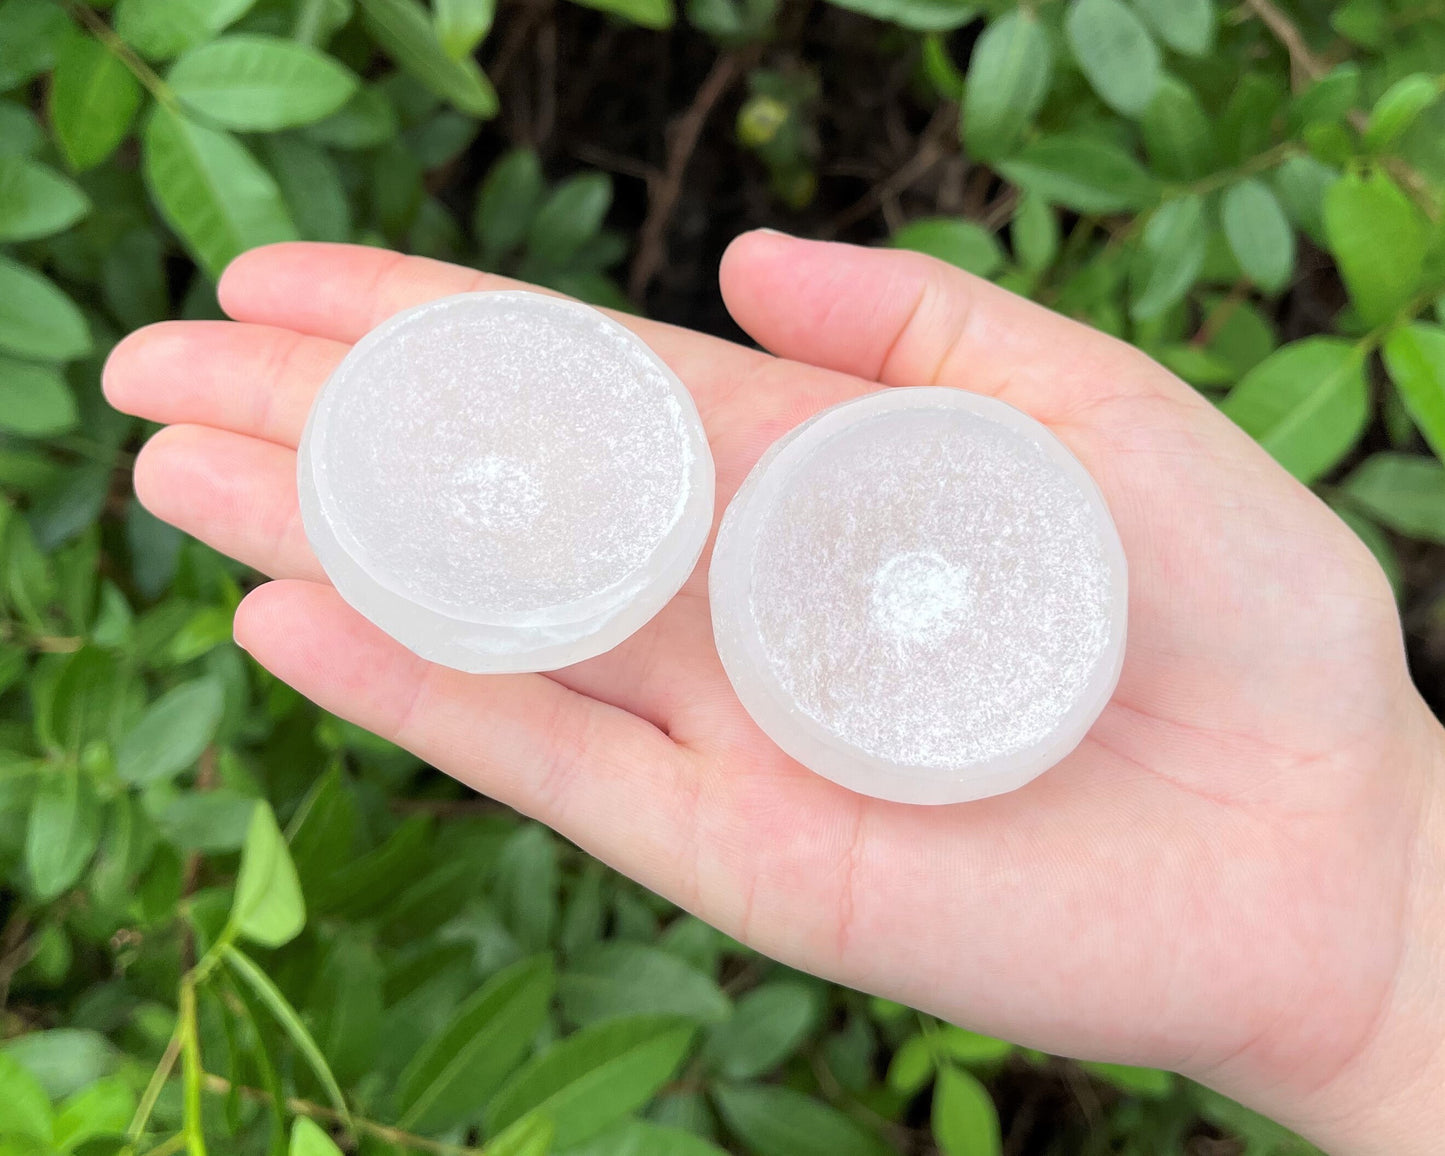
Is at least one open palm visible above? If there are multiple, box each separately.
[104,234,1442,1148]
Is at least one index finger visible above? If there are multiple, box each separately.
[217,242,765,415]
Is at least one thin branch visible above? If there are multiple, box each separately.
[1241,0,1328,88]
[200,1074,486,1156]
[824,104,957,237]
[65,1,175,107]
[629,50,754,301]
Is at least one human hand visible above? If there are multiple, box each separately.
[103,235,1445,1154]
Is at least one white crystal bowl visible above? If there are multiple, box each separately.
[298,291,714,673]
[710,387,1127,805]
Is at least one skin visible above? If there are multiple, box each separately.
[103,235,1445,1153]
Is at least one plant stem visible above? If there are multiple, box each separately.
[64,1,177,109]
[127,1023,185,1140]
[141,1135,189,1156]
[1185,141,1302,198]
[178,981,208,1156]
[198,1073,489,1155]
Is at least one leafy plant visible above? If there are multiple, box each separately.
[2,0,1441,1151]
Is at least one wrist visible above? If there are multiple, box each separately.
[1290,705,1445,1154]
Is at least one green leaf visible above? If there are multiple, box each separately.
[930,1026,1015,1065]
[569,1121,729,1156]
[169,36,358,131]
[998,135,1159,213]
[53,1077,136,1150]
[702,982,820,1080]
[230,801,306,947]
[26,771,102,902]
[1130,194,1205,321]
[1140,76,1216,181]
[114,0,259,61]
[0,155,89,242]
[1383,323,1445,463]
[711,1083,891,1156]
[290,1117,343,1156]
[153,789,257,853]
[0,1052,52,1143]
[818,0,976,31]
[1218,73,1284,165]
[143,104,297,280]
[559,942,732,1028]
[486,1015,696,1149]
[1010,193,1058,275]
[0,359,78,437]
[1323,169,1429,327]
[1365,74,1441,153]
[1221,337,1368,484]
[435,0,496,58]
[305,85,400,149]
[115,676,225,785]
[1331,0,1388,46]
[475,147,544,263]
[1271,154,1337,246]
[0,255,92,358]
[1129,0,1214,55]
[1341,453,1445,541]
[886,1035,935,1094]
[1080,1061,1174,1097]
[48,34,143,172]
[527,172,613,267]
[1290,64,1361,133]
[358,0,499,117]
[397,954,555,1133]
[1220,179,1294,294]
[570,0,675,27]
[0,101,43,157]
[1065,0,1161,117]
[0,0,69,91]
[0,1031,116,1100]
[222,945,353,1128]
[308,934,384,1085]
[960,11,1052,161]
[889,217,1004,277]
[932,1065,1001,1156]
[484,1115,555,1156]
[265,135,352,243]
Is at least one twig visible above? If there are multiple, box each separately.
[571,143,659,184]
[0,913,33,1010]
[1239,1,1439,218]
[1241,0,1328,88]
[199,1074,485,1156]
[824,104,957,237]
[65,2,175,107]
[628,50,753,301]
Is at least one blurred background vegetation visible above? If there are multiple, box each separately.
[1,0,1444,1151]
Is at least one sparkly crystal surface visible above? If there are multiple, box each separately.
[710,387,1127,805]
[299,291,714,673]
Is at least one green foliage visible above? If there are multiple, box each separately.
[0,0,1436,1151]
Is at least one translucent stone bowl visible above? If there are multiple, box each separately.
[298,291,714,673]
[710,387,1127,805]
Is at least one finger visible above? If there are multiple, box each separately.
[104,321,347,449]
[135,424,713,728]
[134,424,324,582]
[119,254,876,506]
[718,230,1185,418]
[216,243,770,420]
[233,580,698,862]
